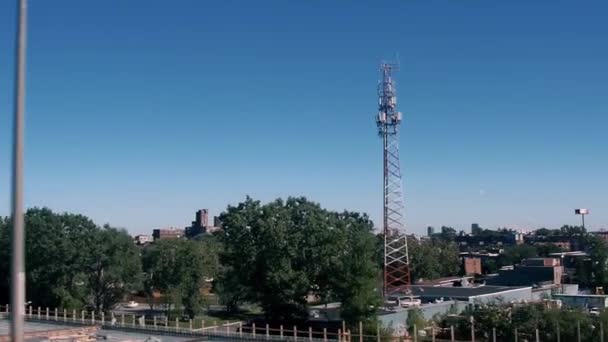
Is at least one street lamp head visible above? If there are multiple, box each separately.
[575,209,589,215]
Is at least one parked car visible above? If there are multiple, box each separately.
[125,301,139,308]
[589,307,600,316]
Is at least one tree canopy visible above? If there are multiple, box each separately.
[217,196,380,323]
[0,208,141,310]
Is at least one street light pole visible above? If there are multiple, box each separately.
[11,0,28,342]
[575,209,589,230]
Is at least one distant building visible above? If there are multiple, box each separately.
[186,209,209,237]
[152,228,184,241]
[554,294,608,310]
[427,226,435,237]
[134,234,153,245]
[185,209,223,238]
[463,257,482,275]
[471,223,482,235]
[486,257,563,286]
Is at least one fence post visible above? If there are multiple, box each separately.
[63,309,66,322]
[154,316,157,330]
[492,328,496,342]
[470,317,475,342]
[121,313,124,327]
[376,323,379,342]
[189,319,192,331]
[46,307,49,319]
[239,322,243,337]
[37,306,41,319]
[164,316,168,329]
[92,311,95,324]
[267,324,270,339]
[326,327,329,342]
[5,304,8,314]
[338,329,341,342]
[214,321,217,333]
[451,325,455,342]
[601,322,604,342]
[535,328,539,342]
[281,325,284,338]
[514,328,518,342]
[309,326,313,341]
[28,306,32,317]
[357,321,362,342]
[226,321,230,335]
[253,323,256,337]
[72,309,76,322]
[432,326,436,342]
[175,317,179,332]
[413,325,417,342]
[294,325,298,342]
[81,310,85,323]
[577,321,581,342]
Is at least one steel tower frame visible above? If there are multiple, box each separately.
[375,63,411,296]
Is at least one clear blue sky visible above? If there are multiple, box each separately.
[0,1,606,235]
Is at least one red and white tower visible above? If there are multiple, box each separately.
[375,63,411,296]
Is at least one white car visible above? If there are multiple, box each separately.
[126,301,139,308]
[590,307,600,316]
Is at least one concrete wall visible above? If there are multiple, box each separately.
[554,294,608,309]
[469,287,532,305]
[378,301,468,329]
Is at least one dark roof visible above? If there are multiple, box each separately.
[405,285,529,300]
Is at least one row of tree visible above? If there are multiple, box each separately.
[435,302,607,342]
[0,208,141,311]
[0,198,464,325]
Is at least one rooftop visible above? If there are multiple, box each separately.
[406,285,530,300]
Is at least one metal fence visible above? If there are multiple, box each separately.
[4,305,604,342]
[0,305,388,342]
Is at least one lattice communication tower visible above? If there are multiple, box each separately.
[375,63,411,296]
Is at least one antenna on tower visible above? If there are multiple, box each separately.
[375,62,411,297]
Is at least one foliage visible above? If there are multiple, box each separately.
[218,196,380,323]
[439,303,599,342]
[498,245,538,267]
[406,307,425,333]
[142,239,216,318]
[88,225,142,312]
[408,238,460,282]
[0,208,142,310]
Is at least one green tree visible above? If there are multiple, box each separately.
[408,238,460,281]
[498,245,538,267]
[218,197,381,322]
[331,212,381,324]
[23,208,98,308]
[406,307,425,333]
[87,226,142,312]
[142,239,212,318]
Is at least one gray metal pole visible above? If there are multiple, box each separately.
[577,321,581,342]
[601,322,604,342]
[10,0,28,342]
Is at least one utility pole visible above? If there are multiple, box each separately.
[375,62,411,296]
[11,0,28,342]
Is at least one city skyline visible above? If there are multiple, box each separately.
[0,1,607,234]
